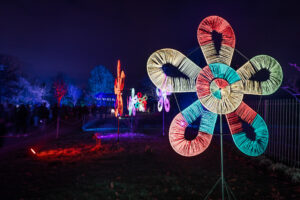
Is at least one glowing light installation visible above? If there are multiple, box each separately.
[127,88,137,116]
[146,16,283,157]
[114,60,125,117]
[156,84,171,136]
[156,87,171,112]
[135,92,148,112]
[114,59,125,144]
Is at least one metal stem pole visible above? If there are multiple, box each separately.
[56,102,61,139]
[56,103,60,139]
[117,117,120,144]
[168,89,237,193]
[131,115,133,132]
[163,109,165,136]
[220,114,224,200]
[205,114,236,200]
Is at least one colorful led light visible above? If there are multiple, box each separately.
[135,92,148,112]
[127,88,137,116]
[156,87,171,112]
[147,15,283,157]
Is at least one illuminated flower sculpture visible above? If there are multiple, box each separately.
[127,88,138,116]
[135,92,148,112]
[156,87,171,112]
[147,16,283,157]
[114,60,125,117]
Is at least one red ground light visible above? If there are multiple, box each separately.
[29,144,124,161]
[30,148,37,155]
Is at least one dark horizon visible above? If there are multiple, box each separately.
[0,0,299,88]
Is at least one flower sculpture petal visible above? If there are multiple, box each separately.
[146,16,283,157]
[169,100,217,156]
[114,60,125,117]
[147,49,201,93]
[197,16,235,66]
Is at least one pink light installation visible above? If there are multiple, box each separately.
[156,87,171,112]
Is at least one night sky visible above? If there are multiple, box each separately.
[0,0,299,88]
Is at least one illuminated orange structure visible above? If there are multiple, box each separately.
[114,60,125,117]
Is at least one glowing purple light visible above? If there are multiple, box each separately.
[156,87,171,112]
[95,132,146,139]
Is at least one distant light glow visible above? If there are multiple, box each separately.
[96,132,147,139]
[289,63,300,72]
[127,88,137,116]
[135,92,147,112]
[53,80,67,106]
[30,148,36,155]
[156,85,171,112]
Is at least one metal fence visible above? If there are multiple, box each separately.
[248,98,300,168]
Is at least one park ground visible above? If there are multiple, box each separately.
[0,121,299,200]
